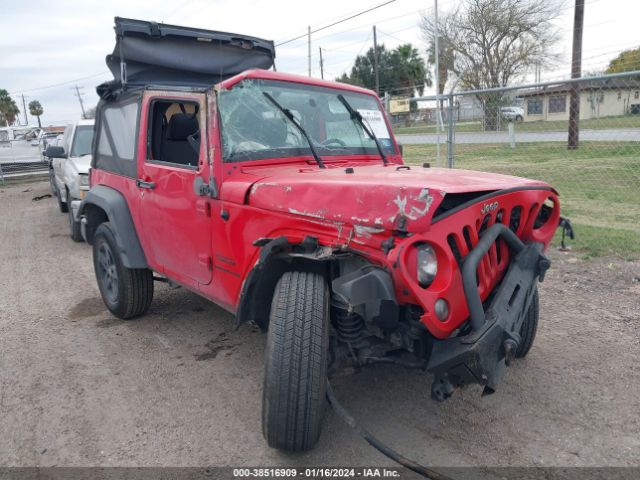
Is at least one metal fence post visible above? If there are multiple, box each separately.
[447,92,455,168]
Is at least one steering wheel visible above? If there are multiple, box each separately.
[321,138,347,147]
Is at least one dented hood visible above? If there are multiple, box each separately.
[243,163,548,232]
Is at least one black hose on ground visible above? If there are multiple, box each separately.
[326,381,454,480]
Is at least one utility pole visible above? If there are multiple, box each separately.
[433,0,443,166]
[307,26,311,77]
[72,85,87,119]
[319,47,324,80]
[21,94,28,125]
[568,0,584,150]
[373,25,379,95]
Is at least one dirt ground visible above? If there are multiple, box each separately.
[1,180,639,474]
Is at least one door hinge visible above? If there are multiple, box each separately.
[196,200,211,217]
[198,254,213,271]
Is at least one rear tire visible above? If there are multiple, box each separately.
[262,271,329,452]
[516,288,539,358]
[93,222,153,319]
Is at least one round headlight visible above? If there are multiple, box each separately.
[417,243,438,288]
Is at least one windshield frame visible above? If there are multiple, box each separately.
[215,75,400,165]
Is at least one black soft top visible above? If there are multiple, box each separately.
[99,17,275,100]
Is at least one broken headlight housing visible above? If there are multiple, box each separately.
[417,243,438,288]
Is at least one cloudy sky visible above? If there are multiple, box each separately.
[1,0,639,125]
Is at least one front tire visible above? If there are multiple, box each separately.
[49,168,57,196]
[262,271,330,452]
[67,193,83,242]
[57,184,68,213]
[516,288,539,358]
[93,222,153,319]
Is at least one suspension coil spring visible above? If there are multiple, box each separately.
[335,309,365,345]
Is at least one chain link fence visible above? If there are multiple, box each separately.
[395,71,640,259]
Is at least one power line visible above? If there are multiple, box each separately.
[10,72,110,95]
[276,0,397,47]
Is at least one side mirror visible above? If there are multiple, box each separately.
[398,143,404,156]
[45,145,66,159]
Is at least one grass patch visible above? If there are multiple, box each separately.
[403,141,640,259]
[393,114,640,135]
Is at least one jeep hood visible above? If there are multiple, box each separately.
[239,164,549,233]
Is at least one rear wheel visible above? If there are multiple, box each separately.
[516,288,539,358]
[262,271,330,452]
[93,222,153,319]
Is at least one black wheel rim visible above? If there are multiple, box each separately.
[97,241,118,304]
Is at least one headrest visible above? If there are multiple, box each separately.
[168,113,199,140]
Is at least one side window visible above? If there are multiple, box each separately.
[527,98,543,115]
[147,100,201,168]
[94,98,140,178]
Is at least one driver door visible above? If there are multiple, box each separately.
[138,92,213,287]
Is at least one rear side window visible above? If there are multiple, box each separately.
[95,98,140,177]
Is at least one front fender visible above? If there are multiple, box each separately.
[78,185,148,269]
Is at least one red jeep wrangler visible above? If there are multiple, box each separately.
[80,18,560,452]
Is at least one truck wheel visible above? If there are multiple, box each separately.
[93,222,153,319]
[57,187,68,213]
[49,169,57,196]
[262,271,329,452]
[516,288,539,358]
[67,196,83,242]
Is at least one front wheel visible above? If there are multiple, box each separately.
[56,182,68,213]
[262,271,330,452]
[67,193,83,242]
[93,222,154,319]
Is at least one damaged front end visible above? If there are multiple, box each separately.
[427,224,550,401]
[241,175,561,402]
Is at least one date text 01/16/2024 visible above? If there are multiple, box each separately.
[233,468,402,478]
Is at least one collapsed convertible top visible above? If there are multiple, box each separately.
[99,17,276,99]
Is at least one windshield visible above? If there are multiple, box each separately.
[70,125,94,157]
[218,79,395,163]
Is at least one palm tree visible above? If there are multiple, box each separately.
[393,44,431,96]
[29,100,44,128]
[0,89,20,127]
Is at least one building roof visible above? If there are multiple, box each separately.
[519,77,640,97]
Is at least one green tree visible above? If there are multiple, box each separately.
[606,47,640,74]
[421,0,562,130]
[0,89,20,127]
[336,43,431,96]
[28,100,44,128]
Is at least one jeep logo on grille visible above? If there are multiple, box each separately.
[481,201,499,215]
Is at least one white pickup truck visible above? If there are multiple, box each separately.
[45,119,95,241]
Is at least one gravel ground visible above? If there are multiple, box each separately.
[1,181,639,474]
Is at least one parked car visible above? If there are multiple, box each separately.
[45,119,94,242]
[501,106,524,122]
[40,132,63,162]
[80,18,561,453]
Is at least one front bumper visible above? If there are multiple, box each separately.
[426,224,550,401]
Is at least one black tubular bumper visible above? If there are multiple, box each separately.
[427,224,551,401]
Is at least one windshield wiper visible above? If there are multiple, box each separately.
[262,91,326,169]
[337,94,388,165]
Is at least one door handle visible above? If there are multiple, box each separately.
[136,179,156,189]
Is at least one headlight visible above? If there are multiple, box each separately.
[78,174,89,187]
[417,243,438,288]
